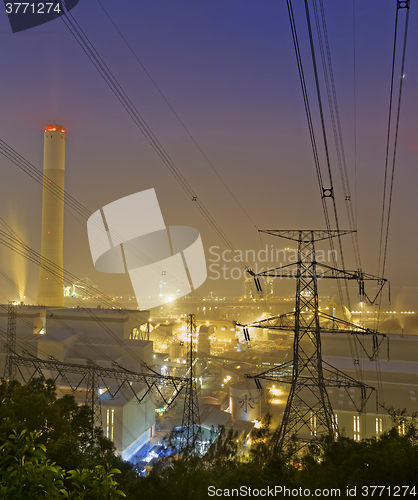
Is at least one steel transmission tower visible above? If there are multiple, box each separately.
[85,361,102,428]
[241,230,387,454]
[11,355,188,434]
[4,301,17,380]
[181,314,202,453]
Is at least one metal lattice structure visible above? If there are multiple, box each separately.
[11,355,188,430]
[85,361,102,427]
[180,314,202,453]
[241,230,387,454]
[4,301,17,380]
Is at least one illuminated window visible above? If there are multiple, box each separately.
[310,412,317,436]
[106,409,115,441]
[376,417,383,435]
[354,415,360,441]
[111,409,114,441]
[334,413,339,438]
[398,422,406,436]
[131,328,140,340]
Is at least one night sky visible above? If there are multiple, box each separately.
[0,0,417,308]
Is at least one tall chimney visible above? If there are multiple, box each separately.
[37,124,66,307]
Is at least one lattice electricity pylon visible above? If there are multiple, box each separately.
[180,314,202,453]
[4,301,17,380]
[85,361,102,428]
[11,354,188,431]
[240,229,388,454]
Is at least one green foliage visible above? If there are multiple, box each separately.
[0,379,125,472]
[248,412,274,466]
[205,425,240,463]
[0,429,126,499]
[66,465,126,499]
[0,429,66,500]
[294,426,418,491]
[126,413,418,500]
[2,379,417,499]
[0,379,131,498]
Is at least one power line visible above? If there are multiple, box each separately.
[381,2,410,280]
[376,0,410,331]
[377,2,402,281]
[95,0,260,234]
[310,0,366,382]
[314,0,362,272]
[286,0,351,315]
[286,0,361,378]
[51,2,249,269]
[352,0,358,230]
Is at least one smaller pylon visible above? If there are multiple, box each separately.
[85,361,102,430]
[4,301,17,380]
[180,314,202,453]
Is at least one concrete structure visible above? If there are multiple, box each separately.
[198,324,214,355]
[222,361,255,385]
[0,304,155,459]
[0,304,150,343]
[101,388,155,461]
[320,332,418,440]
[230,381,261,421]
[38,124,66,307]
[169,342,183,361]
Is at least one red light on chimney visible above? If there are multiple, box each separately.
[45,125,65,133]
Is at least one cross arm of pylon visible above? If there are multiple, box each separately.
[246,263,296,279]
[322,361,377,413]
[245,360,294,382]
[234,312,296,331]
[315,264,387,283]
[246,360,377,414]
[258,229,355,243]
[319,313,384,335]
[10,355,188,390]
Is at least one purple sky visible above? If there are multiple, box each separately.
[0,0,417,308]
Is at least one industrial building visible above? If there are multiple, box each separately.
[0,303,155,460]
[322,332,418,441]
[1,122,416,464]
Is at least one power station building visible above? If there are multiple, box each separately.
[0,304,155,460]
[38,124,66,307]
[0,124,157,460]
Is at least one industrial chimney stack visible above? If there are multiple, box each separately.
[37,124,66,307]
